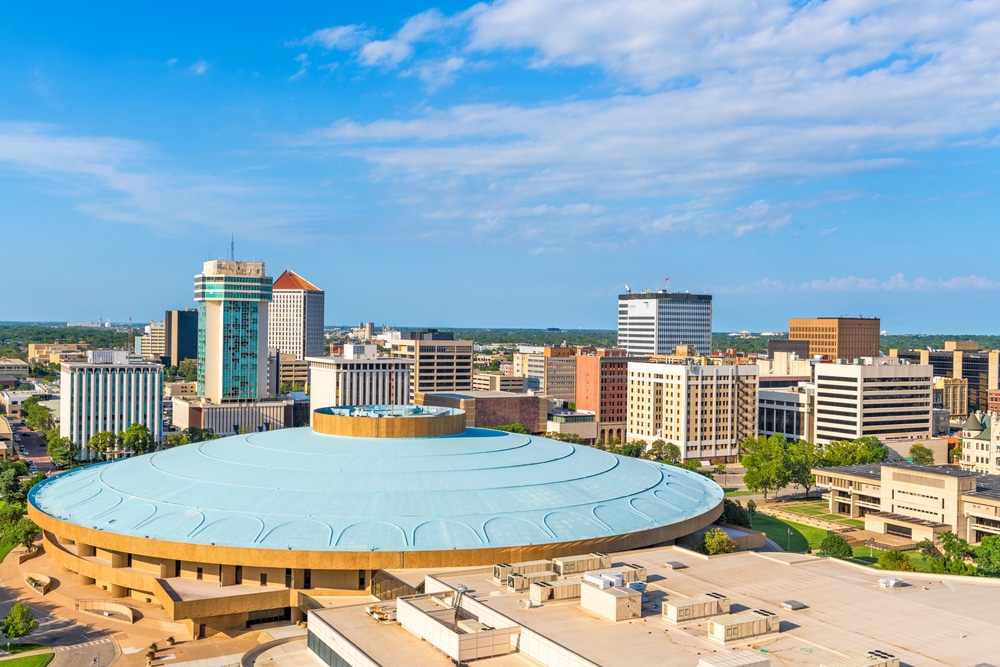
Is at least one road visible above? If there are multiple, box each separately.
[14,427,55,475]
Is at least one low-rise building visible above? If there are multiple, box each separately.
[959,412,1000,475]
[27,343,90,364]
[934,376,968,420]
[171,396,295,436]
[813,462,1000,544]
[416,390,547,433]
[473,371,527,393]
[546,405,598,444]
[308,345,412,415]
[0,359,29,379]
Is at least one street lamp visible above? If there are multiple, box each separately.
[92,655,100,667]
[786,527,792,551]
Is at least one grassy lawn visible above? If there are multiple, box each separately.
[3,644,48,655]
[849,546,933,571]
[751,513,830,552]
[0,653,53,667]
[724,490,755,497]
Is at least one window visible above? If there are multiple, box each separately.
[260,573,267,586]
[196,567,203,580]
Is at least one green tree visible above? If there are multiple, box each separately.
[48,436,79,467]
[647,439,667,461]
[720,498,751,528]
[662,442,681,463]
[0,503,25,532]
[20,472,46,498]
[740,434,791,500]
[700,527,738,555]
[878,550,913,571]
[973,535,1000,575]
[185,427,218,443]
[788,440,818,497]
[908,444,935,465]
[88,431,117,460]
[2,602,38,643]
[21,397,54,432]
[819,437,888,467]
[916,538,942,560]
[6,518,40,551]
[820,533,853,559]
[0,469,24,505]
[618,442,644,458]
[493,423,529,434]
[165,433,191,448]
[120,423,156,455]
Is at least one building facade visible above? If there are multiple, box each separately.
[757,385,813,442]
[307,346,412,415]
[60,361,164,457]
[195,260,273,402]
[814,463,1000,545]
[164,308,198,366]
[268,270,325,361]
[472,371,527,393]
[959,412,1000,475]
[0,359,29,379]
[627,360,758,463]
[788,317,880,361]
[391,331,473,401]
[575,348,638,444]
[812,358,932,446]
[934,376,968,419]
[891,343,999,412]
[617,291,713,356]
[137,321,167,362]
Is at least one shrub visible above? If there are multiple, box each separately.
[878,550,913,572]
[819,533,853,559]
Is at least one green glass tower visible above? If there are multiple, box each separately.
[194,260,273,402]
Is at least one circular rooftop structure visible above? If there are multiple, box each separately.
[29,408,722,570]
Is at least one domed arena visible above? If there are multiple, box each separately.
[28,406,722,636]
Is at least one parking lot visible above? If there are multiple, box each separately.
[13,426,54,475]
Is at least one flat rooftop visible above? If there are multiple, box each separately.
[422,547,998,667]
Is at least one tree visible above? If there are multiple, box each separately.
[720,498,751,528]
[618,442,644,458]
[820,533,854,559]
[165,433,191,448]
[788,440,818,497]
[715,462,727,485]
[120,423,156,455]
[20,472,46,498]
[88,431,117,460]
[878,550,913,572]
[185,427,218,443]
[678,459,713,478]
[916,538,942,560]
[699,528,738,555]
[6,519,40,551]
[909,444,935,465]
[818,437,888,467]
[493,423,529,434]
[662,442,681,463]
[0,503,25,532]
[648,440,667,461]
[0,469,24,505]
[47,436,79,467]
[973,535,1000,575]
[740,434,791,500]
[2,602,38,643]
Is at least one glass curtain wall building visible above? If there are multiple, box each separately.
[195,260,273,402]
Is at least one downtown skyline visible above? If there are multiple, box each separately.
[3,1,1000,332]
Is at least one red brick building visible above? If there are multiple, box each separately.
[576,348,643,444]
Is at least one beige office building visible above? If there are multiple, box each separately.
[308,345,411,417]
[788,317,880,361]
[473,371,527,393]
[934,376,969,419]
[138,321,167,362]
[513,347,577,401]
[627,360,758,463]
[268,270,325,361]
[814,462,1000,545]
[391,331,473,401]
[0,359,29,379]
[813,358,932,446]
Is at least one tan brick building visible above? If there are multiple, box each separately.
[788,317,880,361]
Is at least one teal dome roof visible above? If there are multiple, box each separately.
[29,428,722,552]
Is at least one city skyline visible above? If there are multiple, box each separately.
[4,2,1000,331]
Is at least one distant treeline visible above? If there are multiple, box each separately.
[715,332,1000,356]
[0,324,133,359]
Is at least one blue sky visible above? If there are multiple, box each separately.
[2,1,999,332]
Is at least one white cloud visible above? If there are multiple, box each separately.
[300,24,371,50]
[166,58,178,66]
[297,1,1000,237]
[190,60,208,75]
[0,123,319,240]
[801,273,1000,292]
[290,53,311,81]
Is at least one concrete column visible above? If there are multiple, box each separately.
[78,574,96,585]
[220,564,237,586]
[78,543,96,557]
[110,584,127,598]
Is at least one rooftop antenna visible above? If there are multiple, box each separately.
[229,235,235,261]
[624,284,631,294]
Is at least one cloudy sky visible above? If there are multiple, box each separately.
[3,1,999,332]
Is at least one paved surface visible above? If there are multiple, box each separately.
[15,427,55,475]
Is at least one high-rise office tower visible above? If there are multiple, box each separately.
[391,330,473,401]
[195,260,273,402]
[269,270,325,360]
[617,290,713,356]
[788,316,880,361]
[164,308,199,366]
